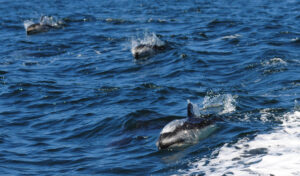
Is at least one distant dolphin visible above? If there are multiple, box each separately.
[131,44,166,59]
[26,23,51,35]
[156,101,219,150]
[25,16,61,35]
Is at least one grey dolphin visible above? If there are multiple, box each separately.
[131,44,166,59]
[25,16,61,35]
[156,101,219,150]
[26,23,50,35]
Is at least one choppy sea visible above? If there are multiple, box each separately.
[0,0,300,175]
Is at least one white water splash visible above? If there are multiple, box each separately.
[40,16,60,27]
[202,94,236,115]
[131,32,165,48]
[178,110,300,176]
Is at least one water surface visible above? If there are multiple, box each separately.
[0,0,299,175]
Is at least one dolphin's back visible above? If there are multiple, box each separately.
[157,101,221,150]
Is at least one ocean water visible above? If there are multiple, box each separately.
[0,0,299,175]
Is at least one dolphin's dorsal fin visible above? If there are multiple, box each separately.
[187,100,195,118]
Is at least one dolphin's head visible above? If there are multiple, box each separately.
[131,44,155,59]
[26,23,49,35]
[156,118,217,150]
[156,119,188,150]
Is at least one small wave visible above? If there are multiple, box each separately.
[262,57,287,67]
[96,86,120,93]
[0,70,8,75]
[63,14,96,23]
[220,34,241,44]
[147,18,168,23]
[105,18,134,25]
[61,116,116,141]
[23,61,39,66]
[207,19,238,28]
[140,83,162,89]
[221,34,242,40]
[123,109,167,131]
[260,57,288,75]
[194,50,232,55]
[245,56,289,77]
[109,135,149,149]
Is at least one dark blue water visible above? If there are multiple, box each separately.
[1,0,300,175]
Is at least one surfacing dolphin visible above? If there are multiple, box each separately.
[131,44,166,59]
[26,23,50,35]
[156,101,220,150]
[24,16,62,35]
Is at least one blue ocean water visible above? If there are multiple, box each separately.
[0,0,300,175]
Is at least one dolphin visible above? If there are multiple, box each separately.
[26,23,51,35]
[25,16,61,35]
[156,101,220,150]
[131,44,166,59]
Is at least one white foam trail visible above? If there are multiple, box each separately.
[178,111,300,176]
